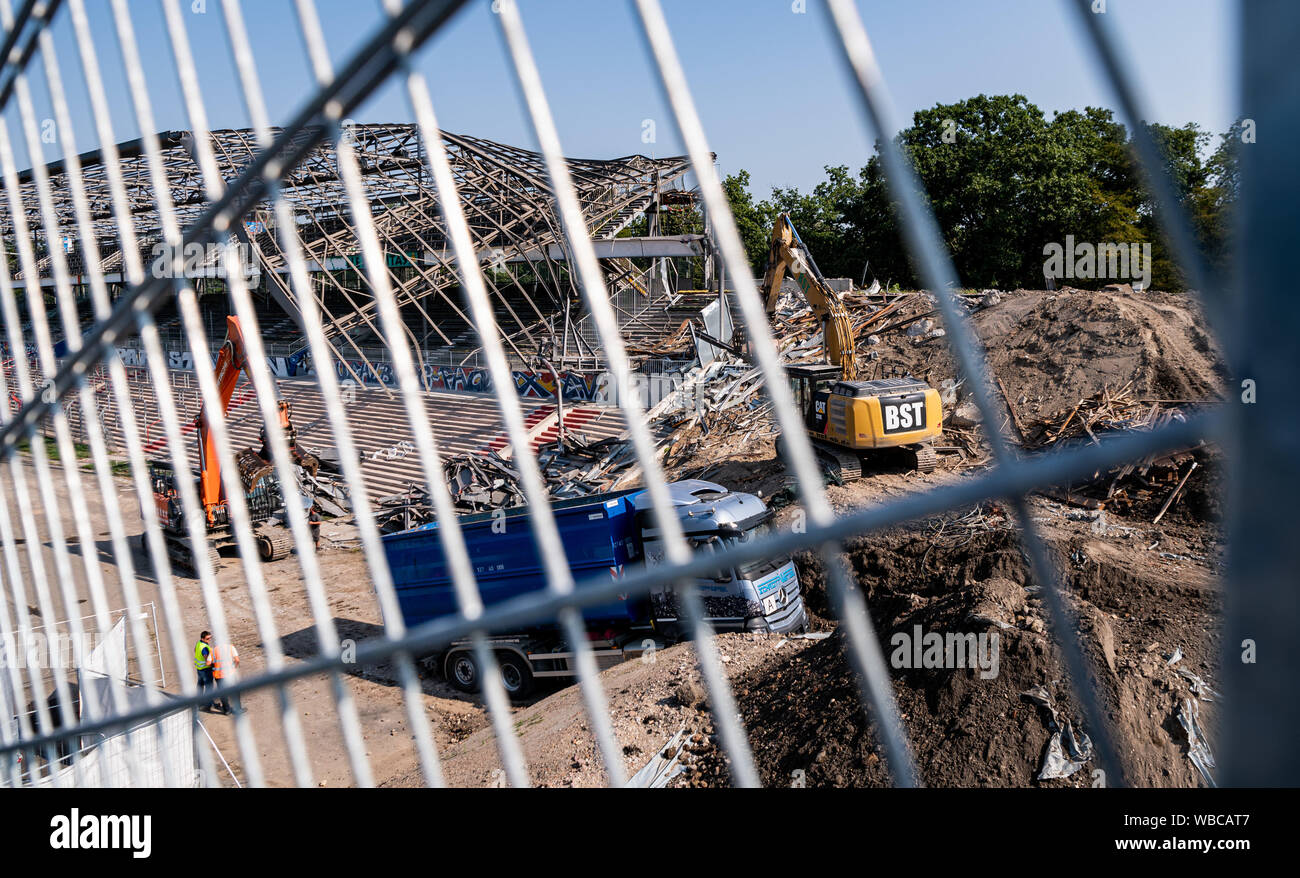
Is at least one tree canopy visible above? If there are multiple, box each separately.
[722,94,1238,291]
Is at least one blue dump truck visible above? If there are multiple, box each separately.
[382,479,807,698]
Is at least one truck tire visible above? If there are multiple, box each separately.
[496,651,534,700]
[445,649,480,693]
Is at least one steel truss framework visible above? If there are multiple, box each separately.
[2,123,694,374]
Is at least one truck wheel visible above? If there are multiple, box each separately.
[496,652,535,700]
[445,650,480,693]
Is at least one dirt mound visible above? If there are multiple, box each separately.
[878,288,1225,421]
[663,288,1224,492]
[715,519,1221,787]
[402,490,1222,788]
[426,633,820,787]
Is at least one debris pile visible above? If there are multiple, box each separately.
[299,469,353,517]
[537,436,638,497]
[1012,382,1204,517]
[373,435,640,533]
[294,444,354,516]
[649,358,771,472]
[373,484,435,534]
[1022,381,1187,449]
[769,286,950,369]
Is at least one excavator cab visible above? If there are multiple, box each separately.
[788,364,842,434]
[148,460,184,530]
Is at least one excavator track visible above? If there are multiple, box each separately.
[813,440,864,484]
[255,527,294,562]
[779,435,936,484]
[912,442,939,473]
[159,532,220,575]
[777,434,865,484]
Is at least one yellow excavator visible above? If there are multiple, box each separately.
[761,214,942,480]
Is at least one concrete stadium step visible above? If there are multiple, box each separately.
[57,367,628,504]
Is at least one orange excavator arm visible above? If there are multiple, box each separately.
[196,316,255,523]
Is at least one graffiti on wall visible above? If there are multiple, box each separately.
[33,340,615,403]
[512,370,610,402]
[424,365,492,393]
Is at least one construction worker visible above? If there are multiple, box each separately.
[309,503,322,550]
[166,488,181,529]
[194,631,217,710]
[211,641,242,715]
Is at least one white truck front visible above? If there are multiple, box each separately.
[634,480,808,635]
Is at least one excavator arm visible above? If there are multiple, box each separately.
[196,316,252,522]
[195,316,293,523]
[760,214,858,380]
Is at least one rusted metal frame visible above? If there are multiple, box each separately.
[377,205,540,364]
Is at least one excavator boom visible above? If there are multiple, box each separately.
[197,315,264,522]
[760,214,858,380]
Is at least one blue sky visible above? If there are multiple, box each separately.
[11,0,1237,198]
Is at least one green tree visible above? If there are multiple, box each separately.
[719,170,774,276]
[719,95,1235,292]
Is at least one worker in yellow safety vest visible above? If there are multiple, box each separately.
[194,631,217,710]
[211,642,242,715]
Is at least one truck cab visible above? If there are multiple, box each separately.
[634,480,807,636]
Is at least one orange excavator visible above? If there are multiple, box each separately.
[146,316,312,571]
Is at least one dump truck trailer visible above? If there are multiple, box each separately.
[381,479,807,697]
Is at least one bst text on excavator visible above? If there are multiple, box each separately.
[145,315,312,571]
[760,213,943,481]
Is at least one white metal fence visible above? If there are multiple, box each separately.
[0,0,1289,787]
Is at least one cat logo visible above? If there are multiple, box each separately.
[815,400,826,415]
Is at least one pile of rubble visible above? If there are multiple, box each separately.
[1020,381,1187,450]
[648,358,771,470]
[372,434,640,533]
[295,445,355,517]
[770,285,946,366]
[1003,382,1202,517]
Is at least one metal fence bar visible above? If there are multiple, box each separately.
[219,0,447,788]
[3,20,157,787]
[492,0,753,787]
[1220,0,1298,787]
[0,408,1213,758]
[60,0,217,781]
[95,0,273,786]
[633,0,919,785]
[823,0,1130,785]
